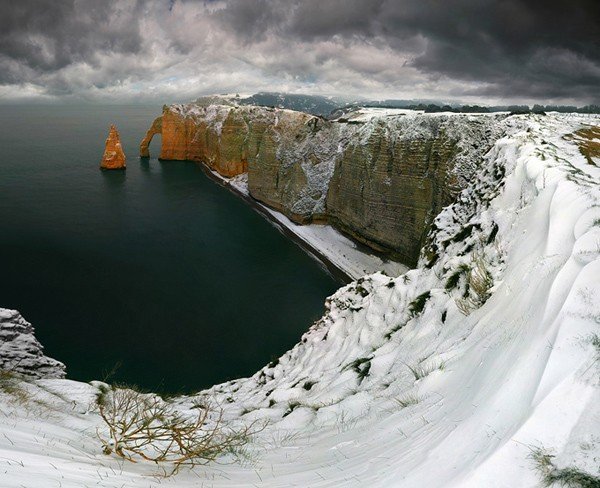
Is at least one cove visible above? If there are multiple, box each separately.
[0,105,338,393]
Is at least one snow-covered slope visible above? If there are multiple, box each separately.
[1,113,598,487]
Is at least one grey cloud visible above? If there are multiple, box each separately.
[206,0,600,101]
[0,1,145,73]
[0,0,598,103]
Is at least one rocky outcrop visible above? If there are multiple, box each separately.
[100,125,126,170]
[141,102,505,266]
[0,308,66,379]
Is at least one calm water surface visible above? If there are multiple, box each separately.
[0,105,338,393]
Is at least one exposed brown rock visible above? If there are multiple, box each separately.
[101,125,126,170]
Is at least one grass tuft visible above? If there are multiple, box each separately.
[445,264,470,291]
[282,401,302,418]
[0,370,30,404]
[455,254,493,315]
[395,393,422,408]
[406,360,445,381]
[343,357,372,383]
[531,447,600,487]
[590,334,600,355]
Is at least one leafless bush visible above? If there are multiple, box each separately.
[455,254,493,315]
[96,386,260,475]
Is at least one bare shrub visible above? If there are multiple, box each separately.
[455,254,493,315]
[96,386,260,475]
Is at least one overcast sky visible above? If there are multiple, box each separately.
[1,0,598,105]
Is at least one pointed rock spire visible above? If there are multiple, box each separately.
[100,124,126,170]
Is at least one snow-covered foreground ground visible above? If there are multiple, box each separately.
[1,113,599,487]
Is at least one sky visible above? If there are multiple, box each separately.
[0,0,598,105]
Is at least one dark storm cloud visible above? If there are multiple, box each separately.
[0,0,598,103]
[215,0,600,101]
[381,0,600,100]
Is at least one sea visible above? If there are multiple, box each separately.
[0,104,338,393]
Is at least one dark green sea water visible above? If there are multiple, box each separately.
[0,104,338,393]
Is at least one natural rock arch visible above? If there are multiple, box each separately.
[139,116,162,158]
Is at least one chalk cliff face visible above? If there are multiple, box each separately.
[100,125,126,170]
[141,102,504,266]
[326,115,500,264]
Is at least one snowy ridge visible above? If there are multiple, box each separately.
[0,113,599,486]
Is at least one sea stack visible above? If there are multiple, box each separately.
[100,125,126,170]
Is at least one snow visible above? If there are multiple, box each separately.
[346,107,425,121]
[262,209,409,280]
[1,113,599,487]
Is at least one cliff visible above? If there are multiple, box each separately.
[100,125,126,170]
[140,102,505,266]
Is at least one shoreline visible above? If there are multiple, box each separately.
[183,159,409,283]
[195,162,353,284]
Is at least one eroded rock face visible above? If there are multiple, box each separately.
[141,102,505,265]
[100,125,126,170]
[0,308,66,379]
